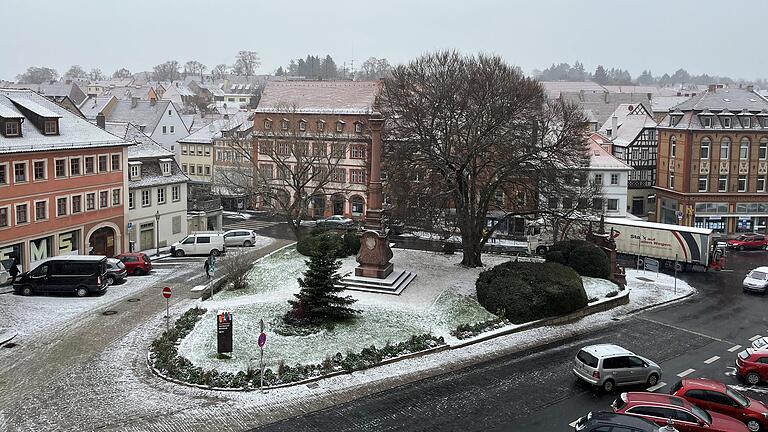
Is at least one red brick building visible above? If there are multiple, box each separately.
[0,89,129,270]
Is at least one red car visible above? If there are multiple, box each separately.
[613,392,748,432]
[737,349,768,385]
[670,378,768,432]
[727,234,768,251]
[114,253,152,275]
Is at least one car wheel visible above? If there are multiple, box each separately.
[602,379,615,392]
[646,373,659,387]
[106,276,115,286]
[75,287,89,297]
[211,249,221,257]
[535,246,548,256]
[20,285,34,296]
[175,250,185,257]
[747,372,761,385]
[243,240,252,247]
[134,268,145,276]
[739,245,746,251]
[764,245,768,251]
[746,419,762,432]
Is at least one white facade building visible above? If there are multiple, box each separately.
[587,136,633,218]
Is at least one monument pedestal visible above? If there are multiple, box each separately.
[355,230,394,278]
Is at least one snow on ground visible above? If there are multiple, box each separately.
[409,230,528,248]
[583,276,619,300]
[0,265,190,341]
[621,269,695,311]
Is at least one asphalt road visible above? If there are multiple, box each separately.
[250,249,768,432]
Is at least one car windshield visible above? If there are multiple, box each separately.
[726,386,750,407]
[690,404,712,424]
[748,271,768,280]
[738,235,750,241]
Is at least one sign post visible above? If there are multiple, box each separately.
[216,310,233,356]
[162,286,172,331]
[258,318,267,392]
[209,255,217,299]
[674,254,678,295]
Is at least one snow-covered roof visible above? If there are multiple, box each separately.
[103,122,174,159]
[78,96,115,119]
[178,112,252,144]
[540,81,606,99]
[609,114,657,148]
[0,89,127,154]
[256,81,383,115]
[651,95,693,113]
[104,99,172,133]
[587,136,632,171]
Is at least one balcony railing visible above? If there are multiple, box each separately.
[188,197,222,212]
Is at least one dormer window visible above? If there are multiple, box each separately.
[3,120,21,137]
[43,119,58,135]
[742,116,751,128]
[702,116,712,128]
[264,119,272,130]
[128,161,142,180]
[160,158,173,176]
[316,120,325,131]
[722,117,732,128]
[299,120,306,131]
[281,119,289,130]
[336,120,345,133]
[670,114,682,127]
[355,122,363,133]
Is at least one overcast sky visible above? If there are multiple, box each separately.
[3,0,767,82]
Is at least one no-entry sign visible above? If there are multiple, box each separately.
[258,332,267,348]
[162,286,172,299]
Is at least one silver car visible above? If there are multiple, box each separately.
[573,344,662,392]
[223,229,257,247]
[743,267,768,294]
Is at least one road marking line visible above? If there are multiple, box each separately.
[568,419,580,428]
[191,285,207,292]
[729,345,743,352]
[750,335,762,341]
[704,356,720,364]
[647,382,667,392]
[638,317,735,344]
[677,368,696,377]
[184,275,198,283]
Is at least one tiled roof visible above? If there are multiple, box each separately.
[104,99,171,132]
[602,85,679,96]
[560,91,652,126]
[671,88,768,112]
[587,135,632,170]
[610,115,657,148]
[650,95,693,113]
[177,112,252,144]
[104,122,174,159]
[0,89,127,154]
[78,96,115,119]
[0,82,87,104]
[660,88,768,130]
[256,80,383,114]
[541,81,606,99]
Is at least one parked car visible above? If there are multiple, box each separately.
[670,378,768,432]
[752,337,768,350]
[114,253,152,275]
[317,215,354,228]
[573,344,662,392]
[170,233,226,257]
[727,234,768,251]
[223,229,257,247]
[743,267,768,294]
[613,392,749,432]
[736,349,768,385]
[573,411,660,431]
[104,258,128,285]
[13,256,108,297]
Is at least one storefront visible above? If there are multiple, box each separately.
[0,228,83,271]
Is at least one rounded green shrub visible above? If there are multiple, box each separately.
[343,231,360,256]
[546,240,610,279]
[476,261,588,324]
[297,231,351,258]
[544,250,566,265]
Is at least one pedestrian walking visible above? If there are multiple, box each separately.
[204,256,211,280]
[8,257,19,284]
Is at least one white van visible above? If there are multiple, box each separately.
[170,232,226,257]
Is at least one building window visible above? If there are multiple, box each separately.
[130,164,140,179]
[760,139,768,160]
[351,196,364,216]
[720,138,731,159]
[181,145,187,155]
[13,162,27,183]
[141,190,151,207]
[197,145,203,156]
[85,156,95,174]
[355,122,363,133]
[740,138,750,159]
[610,173,619,185]
[718,175,727,192]
[112,189,120,205]
[698,176,708,192]
[129,192,135,209]
[4,121,20,136]
[172,215,181,234]
[0,207,7,227]
[593,173,602,185]
[351,145,367,159]
[759,176,766,192]
[69,158,81,176]
[742,116,751,128]
[182,164,187,174]
[0,164,7,185]
[98,191,108,208]
[547,197,558,209]
[162,162,171,175]
[204,146,210,156]
[670,136,676,158]
[331,168,346,183]
[700,137,710,159]
[168,110,172,116]
[111,154,121,171]
[264,119,272,130]
[98,155,108,172]
[162,126,167,134]
[33,160,46,181]
[336,121,344,133]
[170,126,175,133]
[55,159,67,177]
[44,120,58,135]
[702,116,712,128]
[157,188,166,204]
[607,199,618,211]
[316,120,325,131]
[350,169,366,184]
[35,201,47,221]
[281,119,289,130]
[722,117,732,128]
[331,143,347,158]
[205,165,211,176]
[669,172,675,189]
[172,185,180,202]
[299,120,306,131]
[197,165,203,175]
[738,175,747,192]
[86,193,96,210]
[72,195,82,213]
[57,197,67,216]
[16,204,28,224]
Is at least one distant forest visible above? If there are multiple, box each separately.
[532,61,768,88]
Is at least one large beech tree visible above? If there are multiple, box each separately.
[382,51,591,267]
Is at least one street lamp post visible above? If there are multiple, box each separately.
[155,210,160,257]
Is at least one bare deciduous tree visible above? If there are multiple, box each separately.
[184,60,207,80]
[220,250,253,290]
[382,51,591,267]
[88,68,105,81]
[112,68,132,79]
[64,65,87,80]
[232,51,260,77]
[152,60,181,81]
[212,64,228,80]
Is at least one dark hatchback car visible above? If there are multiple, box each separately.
[13,256,108,297]
[574,411,660,431]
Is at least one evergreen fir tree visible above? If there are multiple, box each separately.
[286,236,359,325]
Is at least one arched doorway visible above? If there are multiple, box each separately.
[331,193,346,216]
[89,226,116,256]
[350,195,365,218]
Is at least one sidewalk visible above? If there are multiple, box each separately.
[137,246,174,261]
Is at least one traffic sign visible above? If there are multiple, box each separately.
[127,222,133,230]
[676,210,684,221]
[644,258,659,273]
[258,332,267,348]
[162,286,172,298]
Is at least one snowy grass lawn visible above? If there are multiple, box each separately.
[582,276,620,300]
[178,247,622,373]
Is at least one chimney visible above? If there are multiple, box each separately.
[149,98,156,106]
[708,84,717,93]
[611,115,618,138]
[96,113,106,129]
[131,96,139,108]
[747,85,754,92]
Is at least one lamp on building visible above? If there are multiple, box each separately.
[155,210,160,257]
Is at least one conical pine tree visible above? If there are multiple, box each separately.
[287,236,359,324]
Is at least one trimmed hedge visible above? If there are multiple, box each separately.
[476,261,588,324]
[297,229,359,258]
[546,240,610,279]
